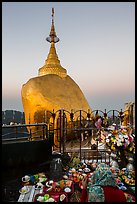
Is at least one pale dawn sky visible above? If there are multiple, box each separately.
[2,2,135,112]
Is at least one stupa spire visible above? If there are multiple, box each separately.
[46,8,59,43]
[38,8,67,78]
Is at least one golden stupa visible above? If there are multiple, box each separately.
[21,8,92,132]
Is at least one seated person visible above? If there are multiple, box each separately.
[80,163,127,202]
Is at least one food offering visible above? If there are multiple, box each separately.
[36,173,48,184]
[117,169,135,186]
[22,173,48,186]
[45,180,54,187]
[123,176,135,186]
[66,169,80,183]
[19,186,30,194]
[63,175,68,180]
[22,175,30,183]
[60,193,67,202]
[83,167,91,173]
[68,168,92,184]
[34,192,68,202]
[35,182,44,190]
[71,172,80,183]
[78,168,83,172]
[67,157,83,170]
[64,187,71,193]
[43,178,74,196]
[38,172,46,178]
[38,177,47,183]
[117,182,127,191]
[79,172,93,189]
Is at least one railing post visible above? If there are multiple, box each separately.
[15,126,18,139]
[119,109,123,125]
[42,125,45,139]
[29,128,32,141]
[53,117,55,151]
[29,113,30,124]
[59,110,62,153]
[130,105,134,127]
[79,110,82,161]
[62,110,66,155]
[112,110,115,122]
[13,110,15,123]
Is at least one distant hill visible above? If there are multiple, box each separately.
[2,110,25,125]
[2,110,28,139]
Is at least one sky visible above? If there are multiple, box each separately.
[2,2,135,112]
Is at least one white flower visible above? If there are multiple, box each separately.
[116,140,122,146]
[126,140,130,145]
[117,143,122,147]
[119,134,123,139]
[125,139,128,143]
[112,123,116,126]
[120,125,126,129]
[124,135,128,139]
[108,133,112,137]
[114,140,117,144]
[106,139,110,143]
[108,126,115,131]
[130,135,133,140]
[121,138,124,142]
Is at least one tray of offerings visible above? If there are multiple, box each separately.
[33,192,68,202]
[121,175,135,186]
[43,179,74,195]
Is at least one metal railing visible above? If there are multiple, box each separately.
[65,149,111,164]
[2,108,135,165]
[2,123,48,143]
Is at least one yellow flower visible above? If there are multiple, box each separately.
[129,147,132,151]
[115,135,119,139]
[111,138,115,142]
[111,145,116,151]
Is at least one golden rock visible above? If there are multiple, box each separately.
[21,8,92,139]
[21,73,91,123]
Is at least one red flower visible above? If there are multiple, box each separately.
[128,135,133,142]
